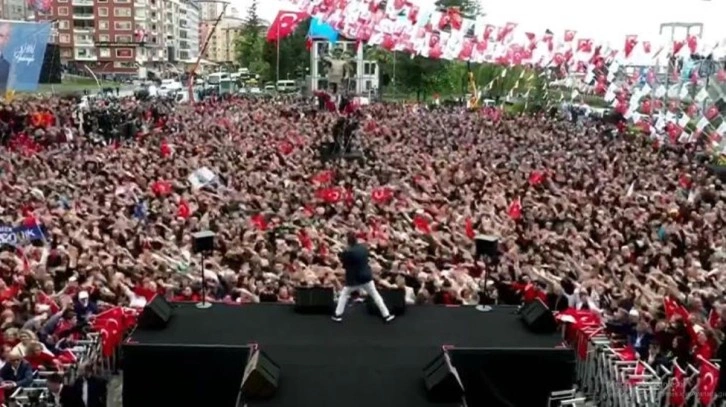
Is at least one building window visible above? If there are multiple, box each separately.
[114,21,132,31]
[57,6,69,15]
[114,34,132,43]
[98,7,108,16]
[115,48,133,58]
[58,20,70,30]
[99,48,111,58]
[98,21,109,30]
[113,7,132,17]
[98,34,110,42]
[61,49,72,58]
[59,34,71,43]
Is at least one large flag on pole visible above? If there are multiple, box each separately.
[266,11,308,42]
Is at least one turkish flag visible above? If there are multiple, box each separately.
[371,187,393,204]
[413,214,431,234]
[267,10,308,42]
[697,358,719,406]
[670,364,686,406]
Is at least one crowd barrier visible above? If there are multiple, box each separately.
[8,334,103,406]
[564,323,722,407]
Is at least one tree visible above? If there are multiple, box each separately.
[235,0,267,75]
[261,19,311,82]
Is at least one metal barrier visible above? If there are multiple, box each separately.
[570,324,722,407]
[7,334,103,407]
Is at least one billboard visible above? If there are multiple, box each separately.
[0,20,51,93]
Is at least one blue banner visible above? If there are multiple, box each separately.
[308,18,338,43]
[0,20,51,93]
[0,224,46,245]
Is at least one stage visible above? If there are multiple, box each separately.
[123,303,575,407]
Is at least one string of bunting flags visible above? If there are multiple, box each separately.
[266,0,726,156]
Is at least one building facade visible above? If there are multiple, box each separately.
[36,0,200,75]
[202,16,243,64]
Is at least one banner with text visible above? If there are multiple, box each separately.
[0,20,51,93]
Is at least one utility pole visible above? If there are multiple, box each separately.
[659,22,703,111]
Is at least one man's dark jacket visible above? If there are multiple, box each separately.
[339,243,373,286]
[0,57,10,95]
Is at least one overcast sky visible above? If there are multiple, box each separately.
[239,0,726,46]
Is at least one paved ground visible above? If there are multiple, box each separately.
[108,375,122,407]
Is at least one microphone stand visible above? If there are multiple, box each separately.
[196,251,212,309]
[475,256,494,313]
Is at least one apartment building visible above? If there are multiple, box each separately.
[202,16,243,63]
[164,0,199,63]
[1,0,33,20]
[36,0,200,75]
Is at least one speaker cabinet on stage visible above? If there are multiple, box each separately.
[240,348,280,400]
[423,351,464,403]
[475,235,500,258]
[366,288,406,316]
[293,286,334,314]
[520,299,557,334]
[138,295,173,330]
[192,230,215,254]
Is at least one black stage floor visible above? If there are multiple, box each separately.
[129,303,571,407]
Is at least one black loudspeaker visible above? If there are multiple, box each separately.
[293,286,334,314]
[240,348,279,400]
[423,350,464,403]
[475,235,500,258]
[192,230,215,254]
[366,288,406,316]
[39,43,61,84]
[137,295,173,330]
[520,298,557,334]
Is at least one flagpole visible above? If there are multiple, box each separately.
[276,23,280,87]
[189,1,229,102]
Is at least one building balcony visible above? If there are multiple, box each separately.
[73,27,94,33]
[72,0,93,5]
[74,53,97,61]
[73,14,94,20]
[74,39,94,46]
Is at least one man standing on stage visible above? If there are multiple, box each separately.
[332,232,395,323]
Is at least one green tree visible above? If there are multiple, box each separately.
[262,19,311,82]
[235,0,267,75]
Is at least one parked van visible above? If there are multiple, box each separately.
[276,80,298,92]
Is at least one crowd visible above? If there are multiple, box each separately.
[0,91,724,403]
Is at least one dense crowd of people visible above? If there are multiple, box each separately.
[0,91,724,403]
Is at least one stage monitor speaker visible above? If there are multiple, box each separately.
[192,230,215,254]
[293,286,334,314]
[138,295,173,330]
[520,299,557,334]
[366,288,406,316]
[475,235,500,258]
[240,348,280,400]
[423,350,464,403]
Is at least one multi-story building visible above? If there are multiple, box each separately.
[202,16,243,64]
[1,0,33,20]
[36,0,200,75]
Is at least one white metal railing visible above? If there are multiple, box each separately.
[570,323,722,407]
